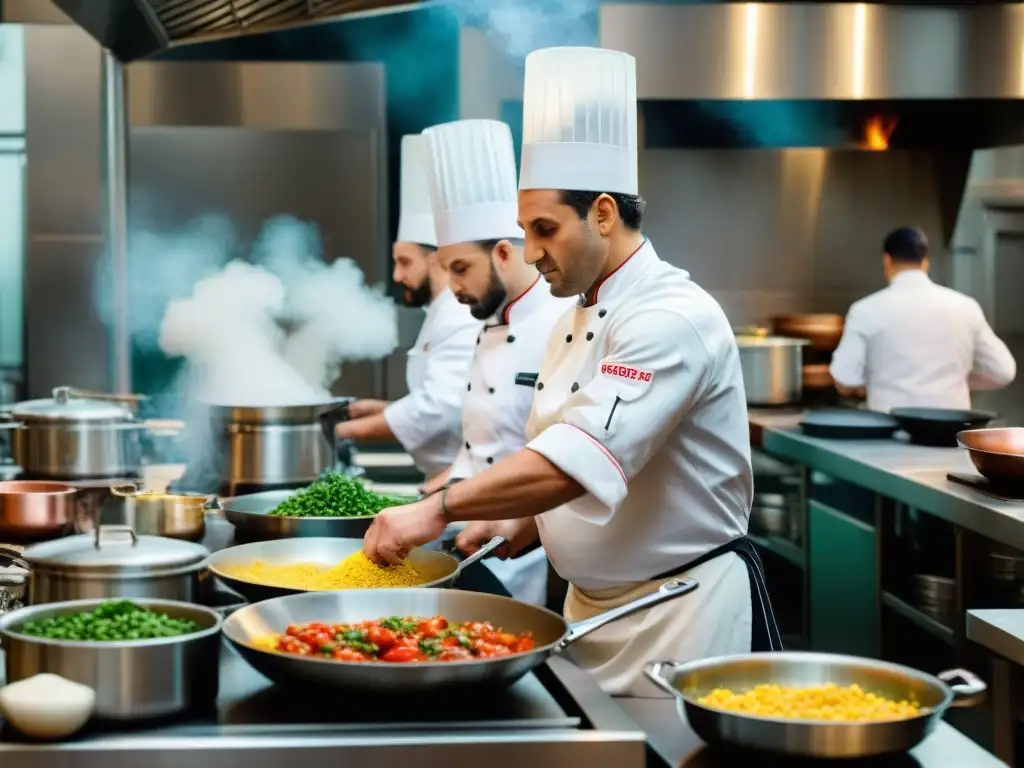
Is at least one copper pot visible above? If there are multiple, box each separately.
[771,314,845,352]
[0,481,78,540]
[802,364,834,390]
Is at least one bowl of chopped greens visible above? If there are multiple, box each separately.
[0,598,222,719]
[217,473,418,543]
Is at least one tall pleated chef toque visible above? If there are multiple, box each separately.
[421,119,521,247]
[519,46,638,196]
[396,134,438,247]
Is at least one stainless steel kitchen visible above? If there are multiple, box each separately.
[0,1,1023,766]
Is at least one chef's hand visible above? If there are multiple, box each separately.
[456,518,538,560]
[346,399,388,419]
[363,497,447,566]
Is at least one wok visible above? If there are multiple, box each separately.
[222,578,698,693]
[219,489,410,542]
[208,536,506,602]
[645,652,986,758]
[891,408,996,448]
[957,427,1024,484]
[799,409,899,440]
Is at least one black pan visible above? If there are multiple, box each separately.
[799,409,899,440]
[891,408,996,448]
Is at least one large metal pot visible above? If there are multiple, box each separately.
[207,399,350,489]
[736,336,809,406]
[3,387,147,479]
[107,485,211,542]
[0,598,221,719]
[0,525,211,605]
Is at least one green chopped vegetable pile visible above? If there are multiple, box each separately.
[16,600,200,642]
[268,472,416,518]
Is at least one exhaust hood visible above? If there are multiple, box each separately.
[601,3,1024,151]
[51,0,424,62]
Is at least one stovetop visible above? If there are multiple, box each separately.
[947,471,1024,502]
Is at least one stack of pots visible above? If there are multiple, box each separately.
[770,315,846,394]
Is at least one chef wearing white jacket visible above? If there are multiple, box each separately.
[418,119,576,605]
[338,135,480,478]
[362,47,781,696]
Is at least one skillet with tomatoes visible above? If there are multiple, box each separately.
[271,616,536,662]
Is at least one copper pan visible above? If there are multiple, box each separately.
[772,314,845,352]
[957,428,1024,483]
[0,481,78,540]
[802,364,834,390]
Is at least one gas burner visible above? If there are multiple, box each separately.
[947,472,1024,502]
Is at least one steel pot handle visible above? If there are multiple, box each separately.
[556,578,701,653]
[643,660,687,699]
[53,386,149,406]
[0,546,29,571]
[94,524,138,549]
[939,668,987,707]
[110,484,138,499]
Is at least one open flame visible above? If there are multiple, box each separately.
[862,115,898,151]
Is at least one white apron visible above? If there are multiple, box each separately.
[523,240,757,695]
[447,280,574,605]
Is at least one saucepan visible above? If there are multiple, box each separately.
[223,579,699,693]
[0,481,78,541]
[645,652,986,758]
[208,536,507,602]
[957,427,1024,485]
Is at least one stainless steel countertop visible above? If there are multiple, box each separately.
[619,696,1008,766]
[757,423,1024,550]
[967,609,1024,666]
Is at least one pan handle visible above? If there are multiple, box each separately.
[0,546,29,571]
[556,578,700,653]
[454,536,507,573]
[939,668,987,707]
[643,660,688,700]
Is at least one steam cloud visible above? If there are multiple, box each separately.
[157,215,398,406]
[446,0,599,59]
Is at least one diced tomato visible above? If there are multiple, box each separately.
[367,626,397,650]
[417,617,447,638]
[439,647,471,661]
[333,647,369,662]
[286,625,303,637]
[515,637,535,653]
[381,646,425,663]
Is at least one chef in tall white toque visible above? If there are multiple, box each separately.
[417,119,576,605]
[338,135,480,479]
[361,47,781,695]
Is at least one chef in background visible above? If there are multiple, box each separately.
[337,135,480,479]
[418,119,575,605]
[362,46,781,696]
[830,226,1016,412]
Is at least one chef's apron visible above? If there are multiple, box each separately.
[563,536,781,697]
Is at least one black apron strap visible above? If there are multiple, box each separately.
[650,536,783,653]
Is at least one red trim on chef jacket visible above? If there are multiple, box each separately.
[585,238,647,306]
[500,275,540,325]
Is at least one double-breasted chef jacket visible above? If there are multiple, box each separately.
[524,238,782,695]
[383,288,480,478]
[448,277,576,604]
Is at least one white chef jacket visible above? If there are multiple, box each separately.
[447,278,575,605]
[383,289,480,477]
[524,239,754,694]
[830,270,1016,413]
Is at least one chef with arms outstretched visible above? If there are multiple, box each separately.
[362,46,781,695]
[417,118,576,605]
[336,135,479,479]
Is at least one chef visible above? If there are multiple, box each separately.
[830,226,1016,412]
[337,135,480,479]
[418,118,576,605]
[362,46,781,696]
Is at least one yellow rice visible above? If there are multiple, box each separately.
[218,551,435,590]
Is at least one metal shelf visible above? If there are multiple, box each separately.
[881,590,955,644]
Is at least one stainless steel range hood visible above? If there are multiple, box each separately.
[602,3,1024,151]
[51,0,424,62]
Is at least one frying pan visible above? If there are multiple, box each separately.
[799,409,899,440]
[208,536,506,602]
[222,579,698,693]
[891,408,996,448]
[957,428,1024,484]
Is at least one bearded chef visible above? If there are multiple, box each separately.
[362,47,781,696]
[417,118,576,605]
[337,135,480,479]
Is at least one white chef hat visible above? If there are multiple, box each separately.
[519,46,638,196]
[396,134,438,247]
[421,119,521,248]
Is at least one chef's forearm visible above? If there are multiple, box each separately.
[338,414,396,442]
[438,449,585,522]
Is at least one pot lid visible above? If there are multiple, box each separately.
[22,526,208,573]
[8,387,135,421]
